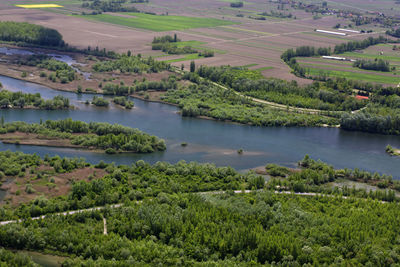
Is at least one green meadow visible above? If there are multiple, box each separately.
[76,13,237,31]
[305,67,400,85]
[342,51,400,63]
[162,53,204,63]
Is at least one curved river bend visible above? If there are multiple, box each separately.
[0,75,399,177]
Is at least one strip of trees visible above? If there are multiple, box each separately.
[0,21,65,47]
[0,119,166,153]
[353,58,391,72]
[0,90,71,110]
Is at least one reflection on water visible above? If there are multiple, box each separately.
[0,75,400,177]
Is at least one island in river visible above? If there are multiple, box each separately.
[0,119,166,154]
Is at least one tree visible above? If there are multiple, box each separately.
[190,61,196,73]
[0,99,10,109]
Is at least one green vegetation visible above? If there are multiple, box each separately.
[162,73,338,127]
[152,35,197,55]
[0,119,166,153]
[113,96,134,109]
[91,96,109,107]
[386,145,400,156]
[274,155,398,197]
[0,21,65,47]
[152,34,214,58]
[81,0,139,13]
[162,53,204,63]
[76,13,236,31]
[304,68,400,85]
[197,66,365,111]
[0,90,71,110]
[386,27,400,38]
[0,152,399,265]
[92,54,170,73]
[281,36,390,77]
[230,1,243,8]
[17,55,76,83]
[0,248,38,266]
[340,84,400,135]
[102,82,132,95]
[353,58,391,72]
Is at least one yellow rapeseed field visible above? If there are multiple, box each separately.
[15,4,63,8]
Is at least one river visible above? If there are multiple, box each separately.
[0,75,400,177]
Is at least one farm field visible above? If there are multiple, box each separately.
[0,0,392,82]
[297,43,400,85]
[74,13,237,32]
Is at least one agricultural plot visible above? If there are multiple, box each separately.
[15,4,64,9]
[75,13,237,32]
[0,0,386,83]
[297,43,400,85]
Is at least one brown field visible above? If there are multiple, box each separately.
[1,165,107,206]
[0,0,390,83]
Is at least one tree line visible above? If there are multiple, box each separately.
[92,54,170,74]
[0,21,65,47]
[353,58,391,72]
[0,89,71,110]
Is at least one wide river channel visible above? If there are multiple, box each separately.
[0,75,400,177]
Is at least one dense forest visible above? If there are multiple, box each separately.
[0,22,65,47]
[0,151,398,265]
[0,119,166,153]
[0,89,71,110]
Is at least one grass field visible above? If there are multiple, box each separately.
[75,13,237,32]
[342,52,400,63]
[162,53,204,63]
[296,43,400,85]
[305,67,400,85]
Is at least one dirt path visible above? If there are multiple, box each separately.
[103,217,107,235]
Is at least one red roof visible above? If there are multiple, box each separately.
[355,95,369,100]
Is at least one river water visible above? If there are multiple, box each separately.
[0,75,400,177]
